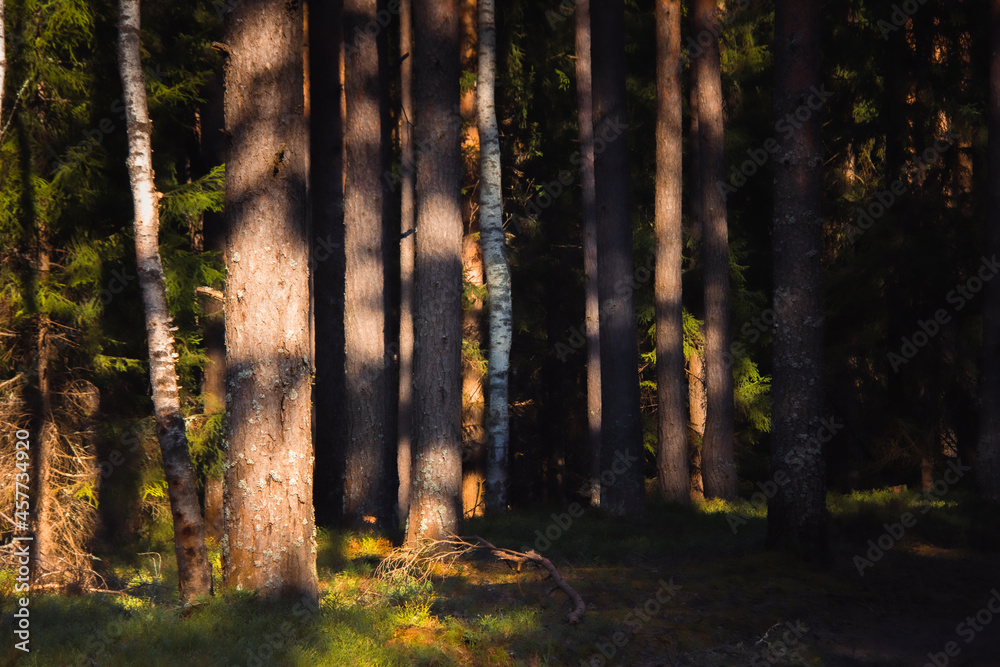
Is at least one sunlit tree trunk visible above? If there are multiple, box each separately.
[767,0,828,562]
[575,0,602,508]
[30,227,55,582]
[591,0,643,518]
[222,0,318,601]
[978,0,1000,504]
[397,0,415,525]
[655,0,688,502]
[405,0,464,543]
[117,0,211,601]
[343,0,392,529]
[477,0,510,513]
[693,0,736,500]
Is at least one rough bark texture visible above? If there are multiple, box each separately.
[575,0,602,509]
[655,0,688,502]
[477,0,510,514]
[397,0,415,525]
[405,0,464,544]
[343,0,392,528]
[222,0,318,601]
[118,0,211,602]
[310,0,346,527]
[978,0,1000,503]
[694,0,737,500]
[591,0,643,518]
[767,0,828,562]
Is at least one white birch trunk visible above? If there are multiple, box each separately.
[117,0,211,601]
[477,0,511,513]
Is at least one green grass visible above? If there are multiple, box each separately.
[2,488,998,666]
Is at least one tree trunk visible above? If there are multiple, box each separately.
[397,0,415,525]
[655,0,688,502]
[591,0,643,518]
[687,342,706,500]
[694,0,736,500]
[222,0,318,601]
[405,0,464,543]
[343,0,392,529]
[310,0,346,527]
[117,0,211,602]
[978,0,1000,504]
[767,0,828,562]
[575,0,602,509]
[477,0,511,514]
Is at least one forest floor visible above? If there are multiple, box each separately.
[2,487,999,666]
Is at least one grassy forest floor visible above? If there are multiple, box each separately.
[2,488,999,666]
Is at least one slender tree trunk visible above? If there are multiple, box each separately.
[222,0,318,601]
[405,0,464,543]
[117,0,211,601]
[397,0,415,524]
[767,0,828,562]
[477,0,510,514]
[978,0,1000,503]
[30,234,55,581]
[575,0,602,508]
[591,0,643,518]
[694,0,736,500]
[343,0,392,529]
[310,0,346,527]
[655,0,688,502]
[687,343,706,500]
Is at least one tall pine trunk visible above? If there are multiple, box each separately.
[694,0,736,500]
[117,0,211,602]
[591,0,643,518]
[575,0,602,508]
[343,0,392,528]
[397,0,415,524]
[406,0,464,543]
[477,0,511,513]
[310,0,346,527]
[978,0,1000,503]
[655,0,688,502]
[222,0,318,601]
[767,0,828,562]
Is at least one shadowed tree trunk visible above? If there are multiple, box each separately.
[405,0,464,543]
[117,0,211,602]
[397,0,415,525]
[591,0,643,518]
[767,0,828,562]
[693,0,736,500]
[655,0,688,502]
[222,0,318,601]
[575,0,602,508]
[978,0,1000,504]
[310,0,346,527]
[477,0,511,514]
[343,0,392,529]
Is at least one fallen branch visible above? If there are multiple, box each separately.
[374,534,586,624]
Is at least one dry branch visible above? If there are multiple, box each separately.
[374,534,586,624]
